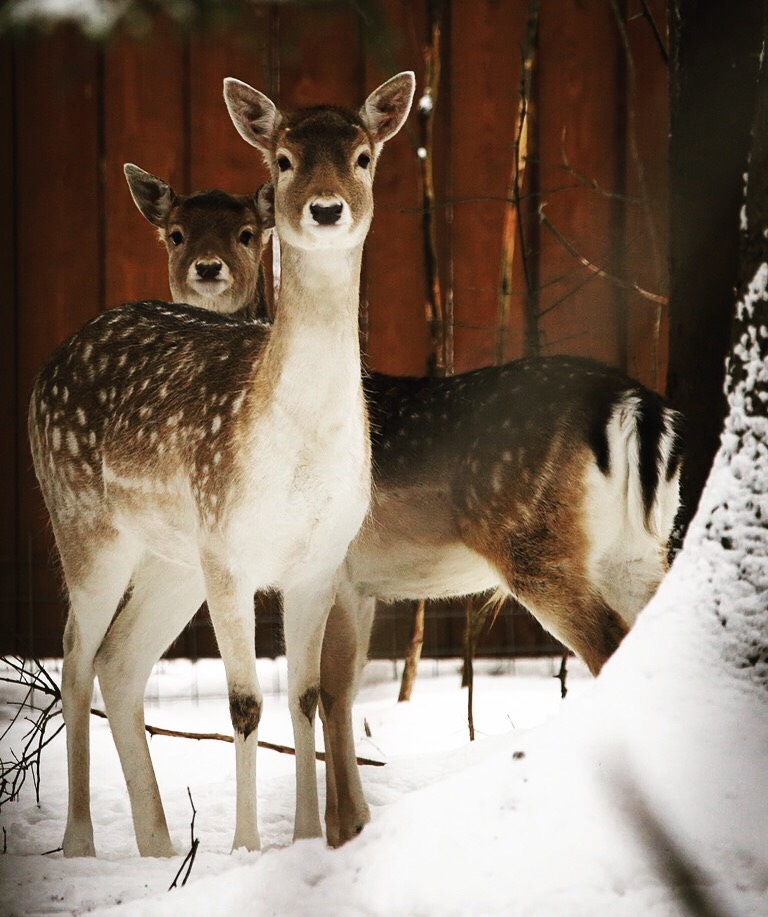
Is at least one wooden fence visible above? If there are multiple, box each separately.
[0,0,669,659]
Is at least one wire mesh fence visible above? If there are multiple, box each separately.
[1,549,565,665]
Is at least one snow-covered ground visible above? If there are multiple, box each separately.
[0,654,580,915]
[1,620,766,916]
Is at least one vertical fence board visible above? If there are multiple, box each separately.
[103,21,186,308]
[188,7,274,191]
[364,0,428,376]
[278,4,363,108]
[536,1,623,364]
[0,41,18,650]
[624,0,669,392]
[449,1,527,373]
[14,29,101,656]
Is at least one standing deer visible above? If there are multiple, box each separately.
[28,71,416,858]
[123,154,684,847]
[123,163,274,321]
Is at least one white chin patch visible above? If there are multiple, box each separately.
[185,280,232,311]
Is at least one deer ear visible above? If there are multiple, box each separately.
[224,78,280,162]
[255,183,275,231]
[360,71,416,145]
[124,163,175,227]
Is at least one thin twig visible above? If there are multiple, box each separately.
[87,708,384,766]
[609,0,665,387]
[168,788,199,891]
[0,657,66,808]
[464,600,475,742]
[555,653,568,699]
[538,205,667,305]
[636,0,669,64]
[498,0,540,361]
[398,600,425,703]
[418,3,449,377]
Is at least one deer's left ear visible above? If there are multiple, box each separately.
[360,71,416,146]
[124,163,176,227]
[255,183,275,231]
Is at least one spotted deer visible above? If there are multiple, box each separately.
[28,71,416,858]
[123,163,274,321]
[123,139,684,848]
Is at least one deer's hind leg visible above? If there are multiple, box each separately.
[456,451,628,677]
[59,525,141,857]
[95,555,205,857]
[320,581,375,847]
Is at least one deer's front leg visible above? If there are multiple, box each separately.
[282,576,338,842]
[202,558,262,852]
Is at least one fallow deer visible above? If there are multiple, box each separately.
[121,148,684,849]
[27,71,416,858]
[123,163,274,321]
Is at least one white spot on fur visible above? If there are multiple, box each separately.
[211,416,222,435]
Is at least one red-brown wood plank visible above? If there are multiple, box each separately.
[536,0,623,366]
[102,18,186,307]
[364,0,429,376]
[0,40,18,651]
[449,1,527,373]
[188,6,274,192]
[624,0,669,392]
[277,3,364,109]
[15,28,101,656]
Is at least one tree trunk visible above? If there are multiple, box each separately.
[678,0,768,680]
[667,0,763,545]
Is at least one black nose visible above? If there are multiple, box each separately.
[196,260,222,280]
[310,202,343,225]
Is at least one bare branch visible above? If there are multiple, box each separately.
[87,708,384,766]
[168,788,199,891]
[1,656,384,813]
[398,600,425,702]
[417,4,450,377]
[634,0,669,64]
[538,205,668,305]
[497,0,541,361]
[610,0,666,387]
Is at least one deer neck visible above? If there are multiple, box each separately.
[258,240,364,418]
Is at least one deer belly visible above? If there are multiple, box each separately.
[347,486,502,600]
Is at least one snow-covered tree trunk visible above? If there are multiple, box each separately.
[676,7,768,687]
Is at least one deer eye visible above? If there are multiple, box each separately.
[357,152,371,170]
[277,155,292,173]
[169,230,184,246]
[239,230,254,246]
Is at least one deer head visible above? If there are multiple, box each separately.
[124,163,274,316]
[223,71,415,253]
